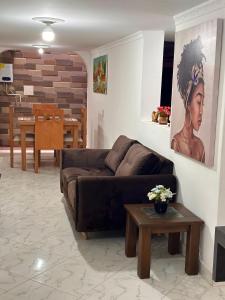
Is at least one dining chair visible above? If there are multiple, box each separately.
[33,104,75,150]
[62,107,73,146]
[63,107,86,148]
[34,108,64,173]
[9,105,34,168]
[61,108,79,148]
[78,107,87,148]
[62,108,72,117]
[32,103,57,114]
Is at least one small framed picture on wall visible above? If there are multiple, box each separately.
[93,55,108,94]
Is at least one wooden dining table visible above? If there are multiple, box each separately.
[18,116,81,171]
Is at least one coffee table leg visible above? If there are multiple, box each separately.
[125,214,137,257]
[168,232,180,255]
[185,224,201,275]
[138,226,151,279]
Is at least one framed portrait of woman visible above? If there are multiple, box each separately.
[170,19,223,167]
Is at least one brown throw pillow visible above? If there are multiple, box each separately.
[105,135,137,172]
[115,143,160,176]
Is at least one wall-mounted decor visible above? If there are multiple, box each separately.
[0,63,13,82]
[93,55,108,94]
[170,19,222,167]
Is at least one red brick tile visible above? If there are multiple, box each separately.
[24,63,36,70]
[22,52,41,59]
[13,64,25,69]
[14,57,26,64]
[56,59,73,66]
[26,58,43,64]
[54,65,66,71]
[42,81,53,87]
[53,82,71,88]
[71,76,87,83]
[71,83,83,88]
[44,59,56,65]
[36,64,55,71]
[42,70,58,76]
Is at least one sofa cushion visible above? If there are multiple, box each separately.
[67,180,77,210]
[63,166,113,181]
[147,148,174,174]
[105,135,136,172]
[62,166,113,200]
[115,143,160,176]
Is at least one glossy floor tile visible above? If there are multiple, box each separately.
[0,269,27,292]
[0,280,81,300]
[1,153,225,299]
[0,244,66,278]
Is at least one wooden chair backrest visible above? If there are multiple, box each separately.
[34,108,64,150]
[8,105,33,143]
[8,106,14,145]
[62,108,72,117]
[80,107,87,147]
[32,103,57,114]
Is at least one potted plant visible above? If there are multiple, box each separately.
[147,185,175,214]
[157,106,171,124]
[151,111,159,122]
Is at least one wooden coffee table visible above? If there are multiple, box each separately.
[124,203,204,279]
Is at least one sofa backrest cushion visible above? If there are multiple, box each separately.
[147,148,174,174]
[105,135,137,172]
[115,143,160,176]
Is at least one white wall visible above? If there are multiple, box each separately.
[88,0,225,281]
[89,32,145,148]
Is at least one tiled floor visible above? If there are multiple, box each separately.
[0,153,225,299]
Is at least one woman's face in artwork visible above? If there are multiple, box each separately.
[187,82,205,131]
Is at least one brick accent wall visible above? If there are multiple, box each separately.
[0,50,87,146]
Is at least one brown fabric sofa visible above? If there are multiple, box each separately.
[60,135,177,233]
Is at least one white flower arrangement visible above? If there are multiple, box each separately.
[147,185,175,202]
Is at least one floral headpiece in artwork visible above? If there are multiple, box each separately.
[184,64,204,107]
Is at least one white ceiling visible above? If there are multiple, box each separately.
[1,0,207,51]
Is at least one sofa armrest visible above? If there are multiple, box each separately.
[76,174,177,231]
[61,148,110,170]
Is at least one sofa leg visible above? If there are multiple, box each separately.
[80,232,88,240]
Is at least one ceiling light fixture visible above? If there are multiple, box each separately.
[42,24,55,42]
[32,44,49,55]
[38,47,44,54]
[32,17,65,42]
